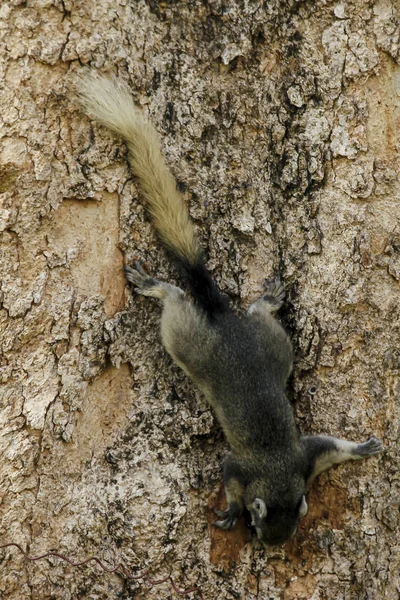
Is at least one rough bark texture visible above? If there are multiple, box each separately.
[1,1,399,598]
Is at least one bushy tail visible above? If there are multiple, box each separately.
[76,72,226,315]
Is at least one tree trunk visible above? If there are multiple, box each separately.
[1,1,399,598]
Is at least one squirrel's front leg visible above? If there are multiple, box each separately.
[214,454,245,531]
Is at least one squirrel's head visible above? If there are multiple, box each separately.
[246,476,308,546]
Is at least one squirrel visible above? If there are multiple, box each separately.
[77,72,383,546]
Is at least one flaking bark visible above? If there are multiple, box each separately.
[1,1,399,598]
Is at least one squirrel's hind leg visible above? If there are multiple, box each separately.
[248,276,286,316]
[125,262,184,301]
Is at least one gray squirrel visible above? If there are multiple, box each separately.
[77,73,383,546]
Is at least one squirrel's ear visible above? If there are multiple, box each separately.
[299,495,308,517]
[252,498,267,519]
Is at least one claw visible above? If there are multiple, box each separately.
[214,516,237,531]
[124,265,135,276]
[125,269,141,287]
[263,275,286,310]
[134,260,148,276]
[125,263,153,291]
[355,436,383,457]
[213,506,240,531]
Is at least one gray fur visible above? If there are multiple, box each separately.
[78,73,383,546]
[126,264,383,545]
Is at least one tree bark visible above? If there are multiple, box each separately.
[1,1,399,598]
